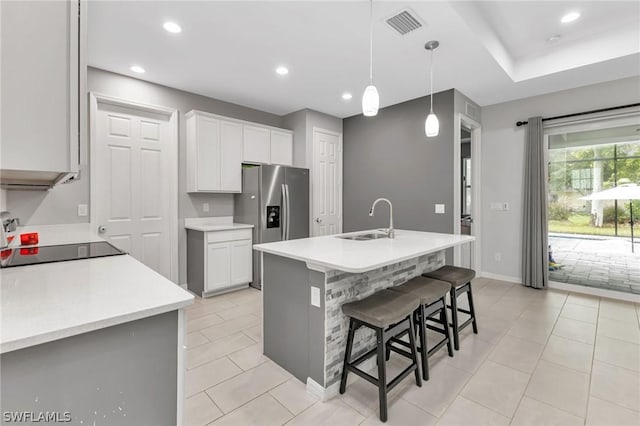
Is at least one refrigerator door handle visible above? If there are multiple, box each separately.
[281,184,287,240]
[285,184,291,240]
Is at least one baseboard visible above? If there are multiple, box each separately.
[480,272,521,284]
[305,358,377,402]
[548,281,640,303]
[179,283,188,289]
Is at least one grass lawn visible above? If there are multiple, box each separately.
[549,213,635,237]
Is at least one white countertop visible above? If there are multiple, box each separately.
[253,229,475,273]
[184,217,253,232]
[1,254,194,354]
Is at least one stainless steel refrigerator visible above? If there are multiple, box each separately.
[234,165,309,289]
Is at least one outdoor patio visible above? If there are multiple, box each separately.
[549,233,640,294]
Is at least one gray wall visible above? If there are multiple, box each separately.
[481,76,640,280]
[343,89,455,235]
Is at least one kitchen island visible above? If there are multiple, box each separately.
[0,225,194,425]
[253,229,474,400]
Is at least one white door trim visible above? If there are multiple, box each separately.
[89,92,179,284]
[311,127,343,236]
[453,113,482,271]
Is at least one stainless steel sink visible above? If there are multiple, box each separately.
[337,233,389,241]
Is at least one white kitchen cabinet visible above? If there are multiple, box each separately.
[186,227,253,296]
[0,0,86,188]
[270,130,293,166]
[243,125,271,164]
[186,112,242,193]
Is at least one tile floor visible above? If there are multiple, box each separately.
[183,278,640,426]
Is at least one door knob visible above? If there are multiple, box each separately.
[98,225,107,233]
[315,218,322,223]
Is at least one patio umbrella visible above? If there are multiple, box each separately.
[580,184,640,253]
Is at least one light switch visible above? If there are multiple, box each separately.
[77,204,88,217]
[503,202,510,211]
[435,204,445,214]
[311,286,321,307]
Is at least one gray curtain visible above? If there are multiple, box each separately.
[522,116,548,288]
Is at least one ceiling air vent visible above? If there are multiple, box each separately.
[386,10,423,36]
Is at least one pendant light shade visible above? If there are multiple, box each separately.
[425,113,439,137]
[425,40,439,137]
[362,85,379,117]
[362,0,379,117]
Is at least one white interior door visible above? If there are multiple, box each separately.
[92,97,177,281]
[312,128,342,236]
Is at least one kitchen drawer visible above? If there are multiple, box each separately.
[206,229,252,244]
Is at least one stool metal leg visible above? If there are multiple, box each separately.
[441,295,454,357]
[450,287,460,351]
[408,314,422,387]
[376,327,388,422]
[467,283,479,334]
[418,304,429,381]
[340,319,356,394]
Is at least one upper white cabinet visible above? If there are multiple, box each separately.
[243,125,271,164]
[0,0,86,188]
[270,130,293,166]
[186,111,242,193]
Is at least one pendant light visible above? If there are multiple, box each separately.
[362,0,379,117]
[424,40,440,137]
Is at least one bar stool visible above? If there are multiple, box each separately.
[388,276,453,381]
[340,289,422,422]
[423,266,477,350]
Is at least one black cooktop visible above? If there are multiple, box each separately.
[0,241,126,268]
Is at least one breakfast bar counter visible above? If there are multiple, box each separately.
[253,229,474,399]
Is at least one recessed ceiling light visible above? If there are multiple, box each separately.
[561,12,580,23]
[163,21,182,34]
[276,66,289,75]
[342,92,353,100]
[547,35,562,43]
[130,65,145,74]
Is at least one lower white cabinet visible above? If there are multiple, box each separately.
[186,228,253,296]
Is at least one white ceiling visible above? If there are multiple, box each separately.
[88,1,640,118]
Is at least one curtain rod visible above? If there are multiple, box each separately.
[515,103,640,127]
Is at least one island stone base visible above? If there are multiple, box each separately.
[262,250,445,400]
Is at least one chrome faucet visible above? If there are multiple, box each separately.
[369,198,394,239]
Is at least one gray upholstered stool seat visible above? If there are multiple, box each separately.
[341,289,420,328]
[423,266,478,350]
[423,265,475,288]
[388,276,453,381]
[340,289,422,422]
[391,276,451,305]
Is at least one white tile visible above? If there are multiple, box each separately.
[597,316,640,344]
[400,362,472,417]
[184,392,223,426]
[206,361,291,413]
[489,334,544,373]
[217,303,262,321]
[599,299,638,323]
[211,394,293,426]
[243,324,263,343]
[461,360,530,417]
[511,396,583,426]
[594,335,640,372]
[359,398,438,426]
[552,316,596,345]
[269,378,318,415]
[187,312,225,333]
[285,399,365,426]
[186,298,236,320]
[228,344,269,371]
[187,332,254,369]
[468,314,511,345]
[561,303,598,324]
[443,336,493,374]
[525,359,590,417]
[590,360,640,412]
[200,314,260,342]
[586,397,640,426]
[508,316,555,344]
[541,335,593,373]
[185,331,209,350]
[436,396,510,426]
[185,357,243,397]
[567,293,600,309]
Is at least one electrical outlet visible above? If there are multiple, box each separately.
[435,204,445,214]
[77,204,88,217]
[311,286,321,307]
[203,203,210,213]
[503,202,510,211]
[494,252,502,262]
